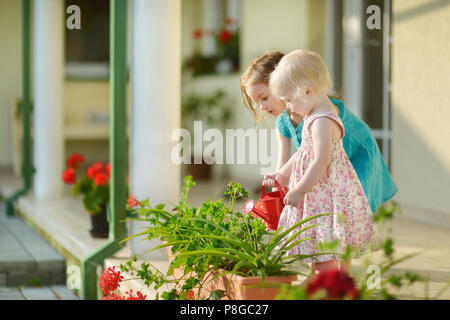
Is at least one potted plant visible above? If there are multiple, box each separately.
[274,202,448,300]
[120,176,335,300]
[62,153,113,238]
[181,90,233,180]
[183,17,240,77]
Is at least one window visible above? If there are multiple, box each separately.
[65,0,109,79]
[182,0,241,76]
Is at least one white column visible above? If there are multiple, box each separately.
[226,0,240,32]
[33,0,65,199]
[130,0,181,259]
[202,0,223,56]
[343,0,363,118]
[324,0,336,87]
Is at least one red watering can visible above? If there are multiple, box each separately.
[243,180,287,230]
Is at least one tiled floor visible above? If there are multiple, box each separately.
[0,285,79,300]
[0,201,79,300]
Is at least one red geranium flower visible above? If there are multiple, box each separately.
[218,29,233,43]
[127,193,140,208]
[125,289,147,300]
[99,266,124,295]
[306,268,359,300]
[225,17,235,25]
[105,162,111,179]
[94,172,108,186]
[102,292,125,300]
[62,168,76,185]
[187,290,195,300]
[193,29,202,40]
[67,153,85,169]
[87,162,104,179]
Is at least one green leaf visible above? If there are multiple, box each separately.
[209,289,226,300]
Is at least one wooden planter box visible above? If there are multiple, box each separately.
[168,248,297,300]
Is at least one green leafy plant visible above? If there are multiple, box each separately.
[275,202,450,300]
[120,176,334,300]
[181,89,232,129]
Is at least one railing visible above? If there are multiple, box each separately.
[81,0,129,300]
[6,0,33,217]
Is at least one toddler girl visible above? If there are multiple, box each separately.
[263,50,379,274]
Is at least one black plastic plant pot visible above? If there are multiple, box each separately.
[89,206,109,238]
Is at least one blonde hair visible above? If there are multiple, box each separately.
[269,49,333,100]
[240,51,285,126]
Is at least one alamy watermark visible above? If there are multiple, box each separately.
[171,121,278,175]
[366,4,382,30]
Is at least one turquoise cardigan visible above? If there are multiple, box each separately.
[276,98,397,212]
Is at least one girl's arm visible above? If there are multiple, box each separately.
[263,129,294,187]
[276,128,291,171]
[263,150,296,188]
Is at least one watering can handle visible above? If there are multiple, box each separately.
[261,180,286,201]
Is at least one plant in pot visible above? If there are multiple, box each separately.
[274,202,450,300]
[119,176,336,300]
[181,90,233,180]
[62,153,114,238]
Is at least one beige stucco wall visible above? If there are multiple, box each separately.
[0,0,319,183]
[391,0,450,215]
[0,0,22,166]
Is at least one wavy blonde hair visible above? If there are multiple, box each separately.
[269,49,333,100]
[241,50,342,127]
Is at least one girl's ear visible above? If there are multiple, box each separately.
[305,86,312,96]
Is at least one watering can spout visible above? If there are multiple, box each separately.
[250,205,271,223]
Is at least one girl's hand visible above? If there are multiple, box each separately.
[283,189,305,208]
[263,172,288,187]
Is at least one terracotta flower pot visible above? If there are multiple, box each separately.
[167,248,297,300]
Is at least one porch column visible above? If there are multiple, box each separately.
[226,0,241,32]
[130,0,181,258]
[202,0,223,56]
[33,0,65,199]
[342,0,363,118]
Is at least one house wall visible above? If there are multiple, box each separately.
[0,0,322,186]
[0,0,22,166]
[183,0,313,182]
[391,0,450,216]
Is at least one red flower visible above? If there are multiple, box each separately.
[187,290,195,300]
[94,171,108,186]
[306,268,359,300]
[102,293,125,300]
[125,289,147,300]
[62,168,76,184]
[127,193,140,208]
[218,29,233,43]
[87,162,104,179]
[99,266,124,295]
[225,17,235,25]
[105,162,111,179]
[67,153,85,169]
[193,29,202,40]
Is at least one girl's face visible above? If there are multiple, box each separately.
[278,87,315,116]
[246,83,285,117]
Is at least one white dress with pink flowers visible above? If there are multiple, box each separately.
[277,109,379,263]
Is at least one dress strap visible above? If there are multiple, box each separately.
[304,110,345,139]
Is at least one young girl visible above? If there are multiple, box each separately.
[263,49,379,274]
[240,51,397,214]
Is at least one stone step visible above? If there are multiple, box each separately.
[0,202,66,287]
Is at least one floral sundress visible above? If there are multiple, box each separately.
[277,109,380,263]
